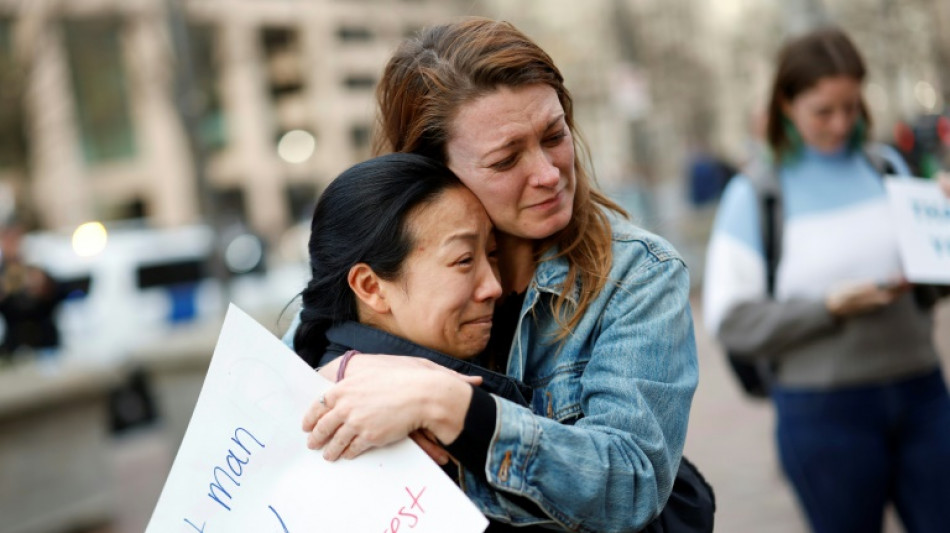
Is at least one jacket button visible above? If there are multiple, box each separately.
[498,450,512,483]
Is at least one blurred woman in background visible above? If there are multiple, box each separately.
[704,26,950,533]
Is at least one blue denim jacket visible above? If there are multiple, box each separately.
[465,216,698,532]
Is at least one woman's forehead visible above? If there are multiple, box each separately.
[450,85,564,147]
[407,187,490,245]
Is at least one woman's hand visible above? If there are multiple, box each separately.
[303,354,480,461]
[825,279,909,318]
[937,171,950,198]
[410,429,451,465]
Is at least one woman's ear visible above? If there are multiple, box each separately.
[348,263,391,314]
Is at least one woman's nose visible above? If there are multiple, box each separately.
[832,111,856,136]
[529,149,560,188]
[476,263,503,302]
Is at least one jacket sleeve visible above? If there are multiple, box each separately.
[459,254,698,533]
[717,298,838,359]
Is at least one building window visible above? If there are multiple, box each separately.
[105,197,147,220]
[343,74,376,91]
[261,27,303,98]
[350,124,371,150]
[337,26,374,43]
[213,187,248,223]
[285,183,317,223]
[188,23,227,152]
[0,18,27,169]
[63,17,137,163]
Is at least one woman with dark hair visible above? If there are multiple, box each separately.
[294,152,553,532]
[704,26,950,532]
[294,17,704,533]
[294,152,510,377]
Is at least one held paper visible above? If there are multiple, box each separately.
[885,177,950,285]
[146,304,488,533]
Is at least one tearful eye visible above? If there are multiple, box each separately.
[544,131,567,145]
[491,155,518,171]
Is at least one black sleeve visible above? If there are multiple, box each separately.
[444,385,496,471]
[445,385,551,522]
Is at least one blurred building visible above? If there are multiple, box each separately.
[0,0,946,247]
[0,0,458,243]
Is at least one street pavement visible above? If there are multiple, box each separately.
[684,293,808,532]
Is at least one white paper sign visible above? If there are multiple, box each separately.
[885,177,950,284]
[146,305,488,533]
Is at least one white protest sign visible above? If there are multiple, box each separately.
[146,304,488,533]
[885,177,950,285]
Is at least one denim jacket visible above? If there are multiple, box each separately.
[465,216,698,532]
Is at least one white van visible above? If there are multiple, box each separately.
[19,222,225,363]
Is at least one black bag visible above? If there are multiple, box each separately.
[723,146,895,398]
[642,456,716,532]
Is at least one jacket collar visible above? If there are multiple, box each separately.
[532,247,578,305]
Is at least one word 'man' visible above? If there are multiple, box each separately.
[183,426,265,531]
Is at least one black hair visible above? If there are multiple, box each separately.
[293,152,462,366]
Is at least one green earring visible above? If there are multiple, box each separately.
[781,117,804,161]
[848,117,867,151]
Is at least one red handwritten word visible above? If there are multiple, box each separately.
[383,485,426,532]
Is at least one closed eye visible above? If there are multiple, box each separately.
[544,130,567,146]
[490,154,518,171]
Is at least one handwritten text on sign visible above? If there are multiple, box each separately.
[146,305,488,533]
[885,177,950,285]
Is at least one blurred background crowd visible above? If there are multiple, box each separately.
[0,0,948,532]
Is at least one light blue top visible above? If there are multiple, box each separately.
[713,145,910,255]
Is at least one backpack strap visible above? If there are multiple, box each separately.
[743,158,782,297]
[863,143,896,176]
[725,158,782,397]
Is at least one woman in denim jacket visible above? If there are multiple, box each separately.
[297,18,699,532]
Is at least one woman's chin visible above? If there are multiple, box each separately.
[447,334,491,360]
[814,139,848,154]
